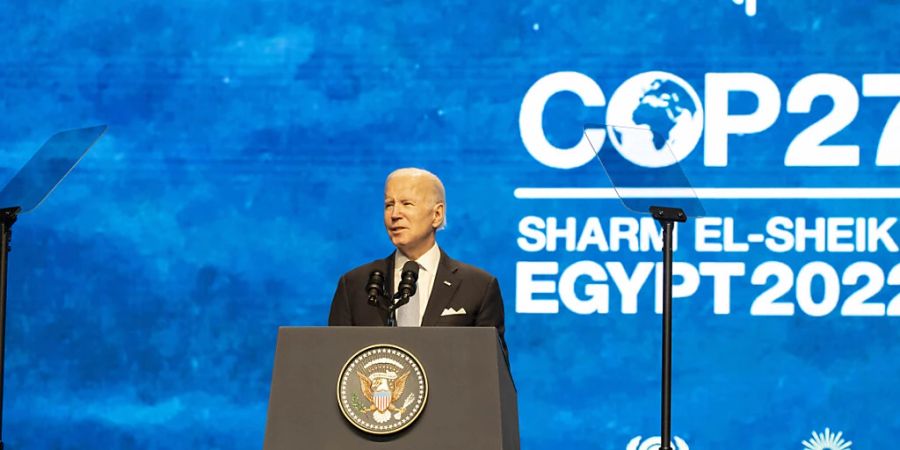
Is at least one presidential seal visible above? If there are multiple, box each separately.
[337,344,428,434]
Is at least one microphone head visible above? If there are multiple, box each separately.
[401,261,420,280]
[366,269,386,306]
[367,270,385,289]
[398,261,419,297]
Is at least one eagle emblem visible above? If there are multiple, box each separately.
[357,370,413,422]
[337,345,428,434]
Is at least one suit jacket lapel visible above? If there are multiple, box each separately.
[379,253,395,325]
[421,250,462,326]
[385,252,396,298]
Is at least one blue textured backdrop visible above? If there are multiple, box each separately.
[0,0,897,448]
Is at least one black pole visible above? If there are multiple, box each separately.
[660,219,674,450]
[0,206,20,450]
[651,206,686,450]
[386,293,408,327]
[387,304,398,327]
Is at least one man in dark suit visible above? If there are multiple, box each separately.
[328,168,507,357]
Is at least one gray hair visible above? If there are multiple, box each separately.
[386,167,446,229]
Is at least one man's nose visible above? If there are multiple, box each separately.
[390,207,402,219]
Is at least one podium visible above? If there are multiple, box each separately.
[264,327,519,449]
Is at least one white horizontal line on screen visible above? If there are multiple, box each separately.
[513,188,900,199]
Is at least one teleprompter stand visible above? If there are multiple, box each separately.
[650,205,687,450]
[0,125,107,449]
[585,124,705,450]
[0,207,18,450]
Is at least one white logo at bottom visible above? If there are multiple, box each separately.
[802,428,852,450]
[626,436,689,450]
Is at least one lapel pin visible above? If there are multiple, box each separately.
[443,280,452,286]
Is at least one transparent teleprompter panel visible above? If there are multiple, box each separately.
[0,125,107,212]
[584,123,705,217]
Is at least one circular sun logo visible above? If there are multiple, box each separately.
[802,428,852,450]
[336,344,428,435]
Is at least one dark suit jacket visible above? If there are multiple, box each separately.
[328,248,508,360]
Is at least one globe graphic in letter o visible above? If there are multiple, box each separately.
[605,71,704,168]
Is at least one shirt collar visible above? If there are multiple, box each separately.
[394,243,441,274]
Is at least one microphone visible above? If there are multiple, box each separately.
[365,270,386,307]
[395,261,419,306]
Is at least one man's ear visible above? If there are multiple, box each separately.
[432,202,445,229]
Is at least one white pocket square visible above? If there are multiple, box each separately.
[441,307,467,316]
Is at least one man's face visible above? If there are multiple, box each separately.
[383,174,444,258]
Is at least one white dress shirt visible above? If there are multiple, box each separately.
[393,243,440,326]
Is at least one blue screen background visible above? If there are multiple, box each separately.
[0,1,897,448]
